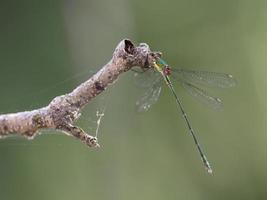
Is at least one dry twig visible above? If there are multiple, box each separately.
[0,39,160,147]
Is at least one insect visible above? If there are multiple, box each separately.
[134,57,236,174]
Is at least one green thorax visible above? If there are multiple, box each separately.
[156,58,168,69]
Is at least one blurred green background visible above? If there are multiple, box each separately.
[0,0,266,199]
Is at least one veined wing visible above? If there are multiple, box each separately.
[135,72,163,112]
[173,68,237,88]
[136,86,162,112]
[132,67,162,88]
[181,81,223,110]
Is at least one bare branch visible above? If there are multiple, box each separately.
[0,39,159,147]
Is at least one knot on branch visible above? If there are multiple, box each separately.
[49,95,81,127]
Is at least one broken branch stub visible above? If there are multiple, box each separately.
[0,39,160,147]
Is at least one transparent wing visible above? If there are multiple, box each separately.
[132,67,162,88]
[136,85,162,112]
[135,75,163,112]
[181,81,223,110]
[173,68,237,88]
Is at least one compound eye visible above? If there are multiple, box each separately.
[164,66,171,76]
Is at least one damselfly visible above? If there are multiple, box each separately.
[134,58,236,174]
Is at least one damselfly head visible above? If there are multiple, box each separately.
[163,66,172,76]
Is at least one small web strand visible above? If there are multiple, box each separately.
[95,108,106,138]
[92,83,112,139]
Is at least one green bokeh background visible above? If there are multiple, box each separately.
[0,0,266,199]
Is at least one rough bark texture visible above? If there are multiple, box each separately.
[0,39,161,147]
